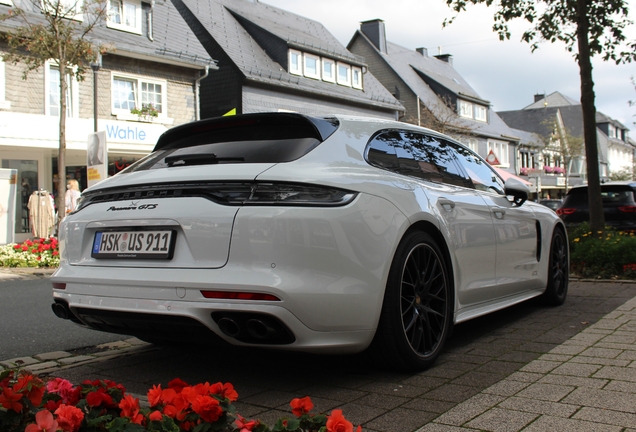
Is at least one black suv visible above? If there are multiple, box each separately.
[556,181,636,231]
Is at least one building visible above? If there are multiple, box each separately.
[347,19,521,177]
[498,92,634,199]
[170,0,403,119]
[0,0,216,242]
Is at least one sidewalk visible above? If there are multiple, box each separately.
[418,294,636,431]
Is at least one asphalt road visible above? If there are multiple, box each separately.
[0,277,125,360]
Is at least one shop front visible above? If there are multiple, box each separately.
[0,111,166,242]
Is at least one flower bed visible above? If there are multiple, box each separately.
[0,370,361,432]
[0,238,59,268]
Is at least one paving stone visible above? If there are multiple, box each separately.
[465,407,538,432]
[34,351,72,361]
[353,393,408,410]
[573,406,636,428]
[516,383,575,402]
[364,407,438,432]
[0,357,39,368]
[538,353,573,362]
[550,362,602,377]
[241,390,300,409]
[592,365,636,382]
[519,360,561,374]
[563,387,636,413]
[569,356,631,367]
[481,379,530,397]
[334,402,387,425]
[567,332,606,346]
[433,393,505,426]
[522,415,623,432]
[358,382,427,398]
[416,424,473,432]
[95,341,132,350]
[604,380,636,393]
[450,371,502,388]
[57,355,97,365]
[579,347,623,358]
[506,371,543,383]
[24,361,60,372]
[421,384,481,404]
[402,398,456,414]
[498,396,579,417]
[538,374,608,389]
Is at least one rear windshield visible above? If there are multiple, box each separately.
[565,186,635,206]
[122,138,321,172]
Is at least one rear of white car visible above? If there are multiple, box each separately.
[51,113,405,353]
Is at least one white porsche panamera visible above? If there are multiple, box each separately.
[51,113,569,371]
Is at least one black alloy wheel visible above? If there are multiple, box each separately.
[372,231,452,371]
[542,228,569,306]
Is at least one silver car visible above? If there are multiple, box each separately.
[51,113,569,371]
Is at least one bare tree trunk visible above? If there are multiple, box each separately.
[56,62,67,234]
[576,0,605,233]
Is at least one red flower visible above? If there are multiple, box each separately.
[235,414,259,432]
[44,399,62,412]
[52,251,59,256]
[290,396,314,417]
[25,410,58,432]
[54,404,84,432]
[326,409,354,432]
[147,384,163,407]
[191,395,223,423]
[210,382,238,401]
[85,388,113,407]
[14,374,44,406]
[0,387,23,412]
[149,410,163,421]
[168,378,189,392]
[119,394,144,425]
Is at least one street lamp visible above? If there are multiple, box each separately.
[90,52,102,132]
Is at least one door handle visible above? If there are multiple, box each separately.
[493,208,506,219]
[438,198,455,211]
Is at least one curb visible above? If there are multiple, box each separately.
[0,338,157,375]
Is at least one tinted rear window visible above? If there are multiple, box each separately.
[564,186,635,206]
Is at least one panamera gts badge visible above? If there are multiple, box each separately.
[106,202,158,211]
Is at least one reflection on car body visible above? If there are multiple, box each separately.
[51,113,569,371]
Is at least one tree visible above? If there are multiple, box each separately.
[443,0,636,233]
[544,114,584,192]
[0,0,108,229]
[411,95,476,140]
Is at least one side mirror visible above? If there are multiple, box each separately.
[504,178,529,206]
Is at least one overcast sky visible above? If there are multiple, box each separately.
[264,0,636,131]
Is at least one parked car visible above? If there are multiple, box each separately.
[539,199,562,211]
[51,113,569,371]
[556,181,636,232]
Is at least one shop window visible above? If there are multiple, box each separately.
[112,73,166,118]
[108,0,141,34]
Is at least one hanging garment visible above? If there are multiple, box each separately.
[28,190,56,238]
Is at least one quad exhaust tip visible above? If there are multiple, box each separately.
[212,312,295,344]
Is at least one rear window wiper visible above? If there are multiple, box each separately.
[165,153,245,167]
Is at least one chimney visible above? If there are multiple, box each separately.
[416,47,428,57]
[360,19,387,54]
[534,93,545,103]
[434,53,453,65]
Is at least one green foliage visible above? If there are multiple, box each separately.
[568,223,636,279]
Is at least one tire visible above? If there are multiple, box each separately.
[371,231,453,371]
[541,228,569,306]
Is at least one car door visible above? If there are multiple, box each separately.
[368,131,499,305]
[448,142,542,294]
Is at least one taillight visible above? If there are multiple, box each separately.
[200,290,280,301]
[556,208,576,216]
[52,283,66,290]
[618,206,636,213]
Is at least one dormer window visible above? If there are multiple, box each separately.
[337,62,351,86]
[286,49,363,90]
[42,0,84,21]
[458,99,488,123]
[108,0,142,34]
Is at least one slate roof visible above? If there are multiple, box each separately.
[523,92,579,109]
[0,0,216,69]
[350,30,519,141]
[172,0,402,111]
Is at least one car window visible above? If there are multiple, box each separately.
[446,140,505,195]
[366,130,471,188]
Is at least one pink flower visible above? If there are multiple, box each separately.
[46,378,75,404]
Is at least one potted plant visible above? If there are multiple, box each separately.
[130,103,159,122]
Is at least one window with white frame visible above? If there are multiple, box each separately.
[0,0,12,5]
[289,50,302,76]
[112,74,166,117]
[487,140,509,166]
[474,105,487,122]
[45,62,78,117]
[460,137,478,153]
[107,0,141,34]
[351,66,362,89]
[322,59,335,83]
[303,53,320,80]
[608,124,617,139]
[459,100,472,118]
[337,62,351,86]
[0,58,9,109]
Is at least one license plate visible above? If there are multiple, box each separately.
[92,230,176,259]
